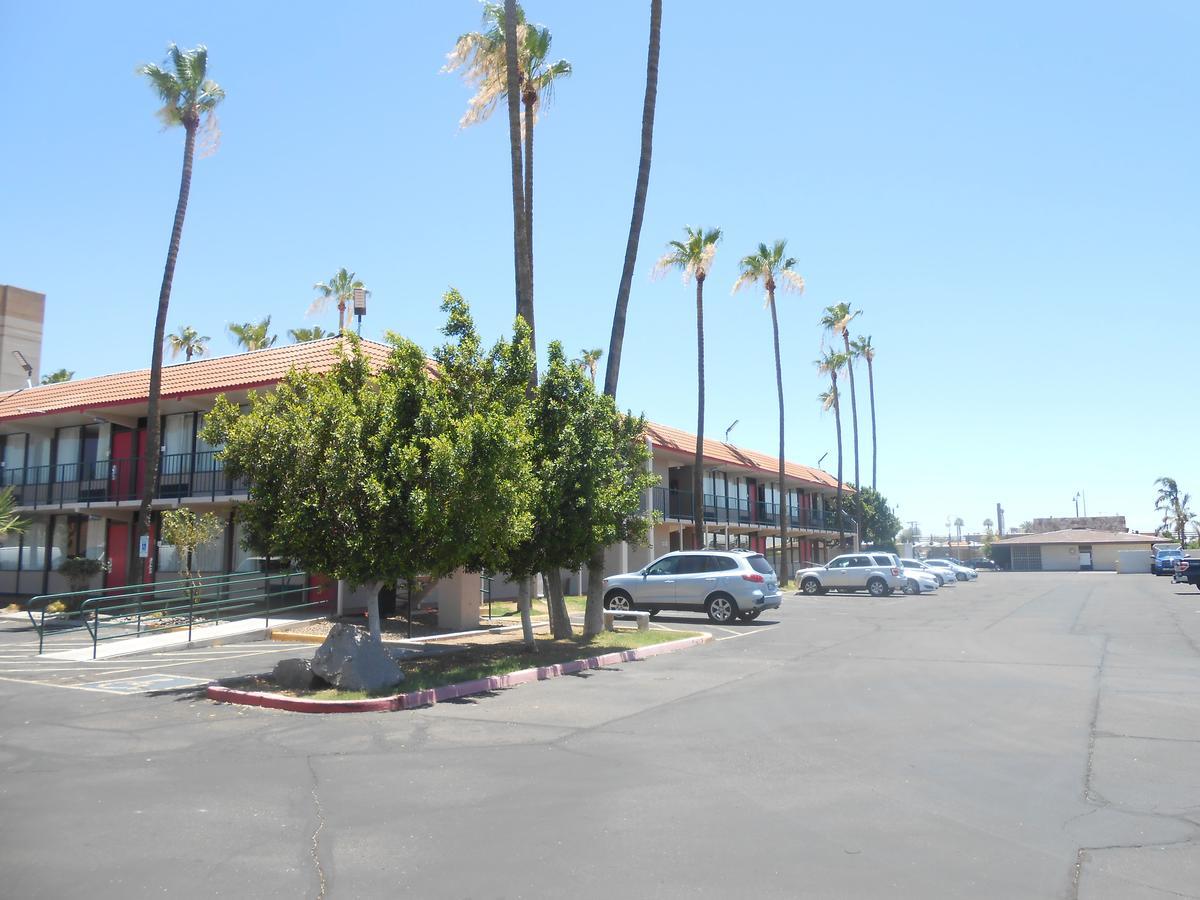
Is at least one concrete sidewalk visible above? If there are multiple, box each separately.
[41,614,320,661]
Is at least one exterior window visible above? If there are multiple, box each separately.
[193,521,227,573]
[85,517,106,560]
[2,434,26,485]
[645,557,680,576]
[50,517,70,571]
[21,519,47,571]
[161,414,194,478]
[56,426,81,480]
[0,528,19,570]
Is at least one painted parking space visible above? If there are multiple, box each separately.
[78,674,212,694]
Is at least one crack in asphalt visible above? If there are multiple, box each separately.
[306,754,328,900]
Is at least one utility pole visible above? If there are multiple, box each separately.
[996,503,1005,537]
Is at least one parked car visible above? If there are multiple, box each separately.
[899,558,955,587]
[602,550,782,624]
[1152,547,1184,576]
[1172,557,1200,588]
[900,563,941,594]
[795,552,905,597]
[925,558,978,582]
[966,557,1000,571]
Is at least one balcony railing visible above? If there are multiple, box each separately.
[0,451,248,510]
[648,487,855,532]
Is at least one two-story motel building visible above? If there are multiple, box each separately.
[0,338,854,607]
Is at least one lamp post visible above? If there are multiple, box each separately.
[352,287,367,336]
[724,419,739,443]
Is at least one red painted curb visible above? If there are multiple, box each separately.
[206,633,712,714]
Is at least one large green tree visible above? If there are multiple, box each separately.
[289,326,329,343]
[734,240,805,580]
[40,368,74,384]
[654,226,721,548]
[203,295,536,644]
[137,44,225,559]
[503,343,657,638]
[855,487,902,551]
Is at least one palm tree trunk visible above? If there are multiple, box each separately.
[768,292,788,583]
[833,375,844,545]
[139,121,197,570]
[603,0,662,400]
[843,332,861,544]
[523,91,536,337]
[693,275,706,550]
[504,0,535,648]
[587,0,661,638]
[867,357,877,492]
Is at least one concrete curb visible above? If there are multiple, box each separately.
[206,632,713,714]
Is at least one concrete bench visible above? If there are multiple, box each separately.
[602,609,651,632]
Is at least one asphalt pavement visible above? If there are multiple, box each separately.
[1,572,1197,899]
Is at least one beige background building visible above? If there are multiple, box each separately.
[0,285,45,390]
[992,529,1160,571]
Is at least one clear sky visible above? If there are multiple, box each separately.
[1,1,1196,537]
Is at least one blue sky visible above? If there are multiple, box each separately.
[1,1,1196,537]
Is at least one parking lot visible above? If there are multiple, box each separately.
[1,572,1197,899]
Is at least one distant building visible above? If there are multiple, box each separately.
[991,529,1158,571]
[1026,516,1126,534]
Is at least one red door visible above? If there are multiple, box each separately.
[106,521,130,589]
[110,429,134,500]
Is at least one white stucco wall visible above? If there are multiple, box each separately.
[1040,544,1079,571]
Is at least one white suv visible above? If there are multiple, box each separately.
[796,552,905,597]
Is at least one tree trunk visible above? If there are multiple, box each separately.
[584,545,605,638]
[834,381,844,546]
[366,583,381,643]
[523,91,536,334]
[545,569,572,639]
[867,357,877,492]
[843,331,861,545]
[139,121,197,565]
[692,274,706,550]
[603,0,662,400]
[768,293,789,583]
[503,0,532,344]
[517,577,535,650]
[589,0,662,635]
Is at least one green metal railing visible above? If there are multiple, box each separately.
[27,570,323,658]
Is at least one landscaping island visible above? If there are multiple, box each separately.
[209,625,710,713]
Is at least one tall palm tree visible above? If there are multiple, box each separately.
[578,348,603,385]
[655,227,721,548]
[310,268,368,333]
[166,325,209,361]
[850,334,877,491]
[137,44,225,563]
[446,1,569,349]
[604,0,662,400]
[1154,476,1195,546]
[734,240,804,580]
[40,368,74,384]
[817,349,848,546]
[228,317,277,351]
[821,303,862,541]
[289,326,329,343]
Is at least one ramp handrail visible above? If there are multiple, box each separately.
[28,570,322,657]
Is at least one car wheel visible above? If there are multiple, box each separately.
[903,578,918,595]
[956,573,967,581]
[706,593,737,624]
[739,609,762,622]
[934,574,945,586]
[647,608,661,617]
[801,577,823,595]
[604,591,633,611]
[867,577,887,597]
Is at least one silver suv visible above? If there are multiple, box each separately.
[796,552,904,597]
[602,550,782,624]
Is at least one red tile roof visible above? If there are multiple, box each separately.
[644,420,847,491]
[0,337,396,421]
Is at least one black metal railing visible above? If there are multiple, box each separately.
[1,451,248,510]
[27,570,319,658]
[648,487,855,532]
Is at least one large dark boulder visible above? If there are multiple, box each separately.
[272,657,326,692]
[310,623,405,693]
